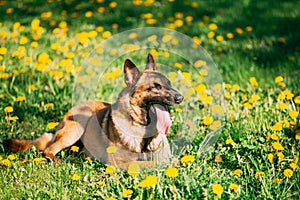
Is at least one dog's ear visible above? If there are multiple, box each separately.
[124,59,140,86]
[145,53,157,71]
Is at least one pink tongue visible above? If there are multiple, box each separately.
[153,104,172,134]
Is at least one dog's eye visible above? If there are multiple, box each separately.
[154,82,162,90]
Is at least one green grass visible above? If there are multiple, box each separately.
[0,0,300,199]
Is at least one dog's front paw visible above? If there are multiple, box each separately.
[43,151,62,163]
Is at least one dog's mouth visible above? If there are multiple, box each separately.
[149,104,172,135]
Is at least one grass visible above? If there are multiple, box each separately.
[0,0,300,199]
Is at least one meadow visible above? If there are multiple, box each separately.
[0,0,299,199]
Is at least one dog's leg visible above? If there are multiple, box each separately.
[43,121,85,162]
[8,133,55,153]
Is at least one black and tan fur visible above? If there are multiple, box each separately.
[7,53,184,168]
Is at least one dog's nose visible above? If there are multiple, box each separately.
[174,94,184,104]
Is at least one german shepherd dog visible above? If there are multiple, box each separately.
[7,53,184,168]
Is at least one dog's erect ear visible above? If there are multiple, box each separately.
[124,59,140,86]
[145,53,157,71]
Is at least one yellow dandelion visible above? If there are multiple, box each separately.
[296,131,300,140]
[294,96,300,104]
[105,165,116,174]
[45,103,54,108]
[0,159,11,167]
[233,169,243,175]
[267,153,274,163]
[4,106,13,113]
[226,138,234,145]
[85,11,93,18]
[229,183,239,192]
[105,198,116,200]
[202,116,213,125]
[102,31,111,39]
[283,169,293,178]
[180,155,195,164]
[235,27,243,34]
[216,35,224,42]
[249,77,258,87]
[16,96,25,102]
[109,2,117,8]
[212,184,223,195]
[71,146,79,152]
[272,123,282,131]
[47,122,59,129]
[275,76,283,83]
[106,146,117,154]
[245,26,253,32]
[226,32,234,39]
[207,31,215,39]
[194,60,206,68]
[122,189,133,198]
[7,154,16,161]
[174,19,183,27]
[140,175,158,188]
[33,157,46,164]
[272,142,284,151]
[270,133,279,140]
[255,171,265,177]
[208,23,218,30]
[278,102,287,110]
[290,162,298,170]
[165,167,179,178]
[276,152,284,160]
[0,46,7,55]
[128,162,140,177]
[289,110,298,119]
[72,174,80,181]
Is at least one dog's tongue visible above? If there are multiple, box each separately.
[152,104,172,134]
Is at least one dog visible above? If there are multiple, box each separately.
[7,53,184,168]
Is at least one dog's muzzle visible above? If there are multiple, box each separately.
[174,94,184,104]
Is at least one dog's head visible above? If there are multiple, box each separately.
[123,53,184,131]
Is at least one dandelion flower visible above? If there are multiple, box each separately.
[4,106,13,113]
[7,154,16,161]
[249,77,258,87]
[72,174,80,181]
[212,184,223,195]
[181,155,195,164]
[128,162,139,177]
[270,134,279,140]
[106,146,117,154]
[272,142,284,151]
[267,153,274,163]
[165,167,179,178]
[106,198,116,200]
[289,110,298,119]
[290,162,297,170]
[294,96,300,104]
[208,23,218,30]
[226,138,234,145]
[233,169,243,175]
[229,183,239,192]
[275,76,283,83]
[105,165,116,174]
[122,189,133,197]
[272,123,282,131]
[277,152,284,160]
[296,131,300,140]
[202,116,213,125]
[47,122,59,129]
[140,175,158,188]
[0,159,11,167]
[71,146,79,152]
[283,169,293,178]
[255,171,265,177]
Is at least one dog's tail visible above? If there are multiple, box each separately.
[5,133,55,153]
